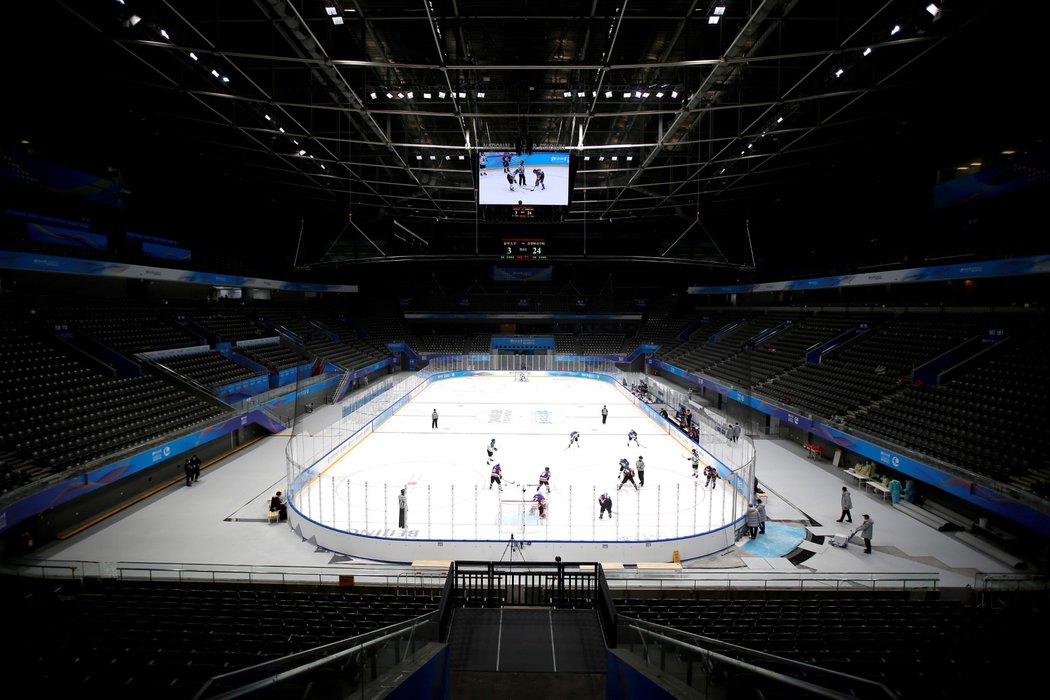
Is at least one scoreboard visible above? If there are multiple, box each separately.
[510,204,535,220]
[500,237,546,261]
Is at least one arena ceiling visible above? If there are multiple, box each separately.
[2,1,1044,280]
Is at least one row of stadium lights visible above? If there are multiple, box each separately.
[720,3,945,176]
[411,154,636,162]
[116,1,329,171]
[369,90,682,100]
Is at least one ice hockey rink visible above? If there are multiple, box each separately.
[290,373,751,562]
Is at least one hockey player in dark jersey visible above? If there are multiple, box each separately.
[598,492,613,519]
[532,491,547,519]
[537,467,551,493]
[489,463,503,491]
[533,168,545,190]
[617,458,638,491]
[567,430,580,448]
[627,429,640,447]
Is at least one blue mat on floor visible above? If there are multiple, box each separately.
[739,522,807,557]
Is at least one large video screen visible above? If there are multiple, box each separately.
[478,151,571,206]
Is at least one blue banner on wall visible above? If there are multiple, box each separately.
[142,241,192,262]
[688,254,1050,295]
[27,222,107,252]
[127,231,178,247]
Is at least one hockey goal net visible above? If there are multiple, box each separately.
[499,499,540,527]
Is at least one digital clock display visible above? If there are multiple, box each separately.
[500,238,546,261]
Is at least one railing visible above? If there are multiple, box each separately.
[453,560,599,608]
[616,616,900,699]
[2,559,954,596]
[192,611,441,700]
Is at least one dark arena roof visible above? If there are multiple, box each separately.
[2,0,1047,292]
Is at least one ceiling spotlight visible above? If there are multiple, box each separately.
[926,3,941,18]
[634,91,642,98]
[128,14,141,26]
[415,155,423,160]
[578,91,586,97]
[406,91,414,98]
[386,92,394,99]
[720,167,726,174]
[278,127,285,133]
[189,52,198,61]
[332,16,344,25]
[671,90,679,98]
[713,6,726,15]
[708,16,720,25]
[834,68,844,78]
[591,91,597,97]
[584,156,591,161]
[429,155,436,160]
[776,116,783,123]
[604,90,613,98]
[264,114,272,121]
[477,91,485,98]
[599,156,605,161]
[458,91,466,98]
[445,155,451,160]
[626,155,633,161]
[623,92,631,98]
[159,29,170,40]
[438,91,446,98]
[891,24,901,35]
[292,140,299,145]
[423,92,432,99]
[862,47,872,57]
[370,92,377,99]
[325,5,338,16]
[221,76,229,83]
[642,92,650,98]
[397,92,405,99]
[611,155,618,161]
[656,91,664,98]
[458,155,465,160]
[211,69,220,78]
[564,91,572,98]
[298,149,307,156]
[319,163,326,169]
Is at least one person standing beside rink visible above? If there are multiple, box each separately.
[635,456,646,487]
[601,405,609,424]
[837,486,853,523]
[852,514,874,553]
[398,489,407,528]
[431,409,438,429]
[745,503,760,538]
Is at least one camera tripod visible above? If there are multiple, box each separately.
[499,534,527,563]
